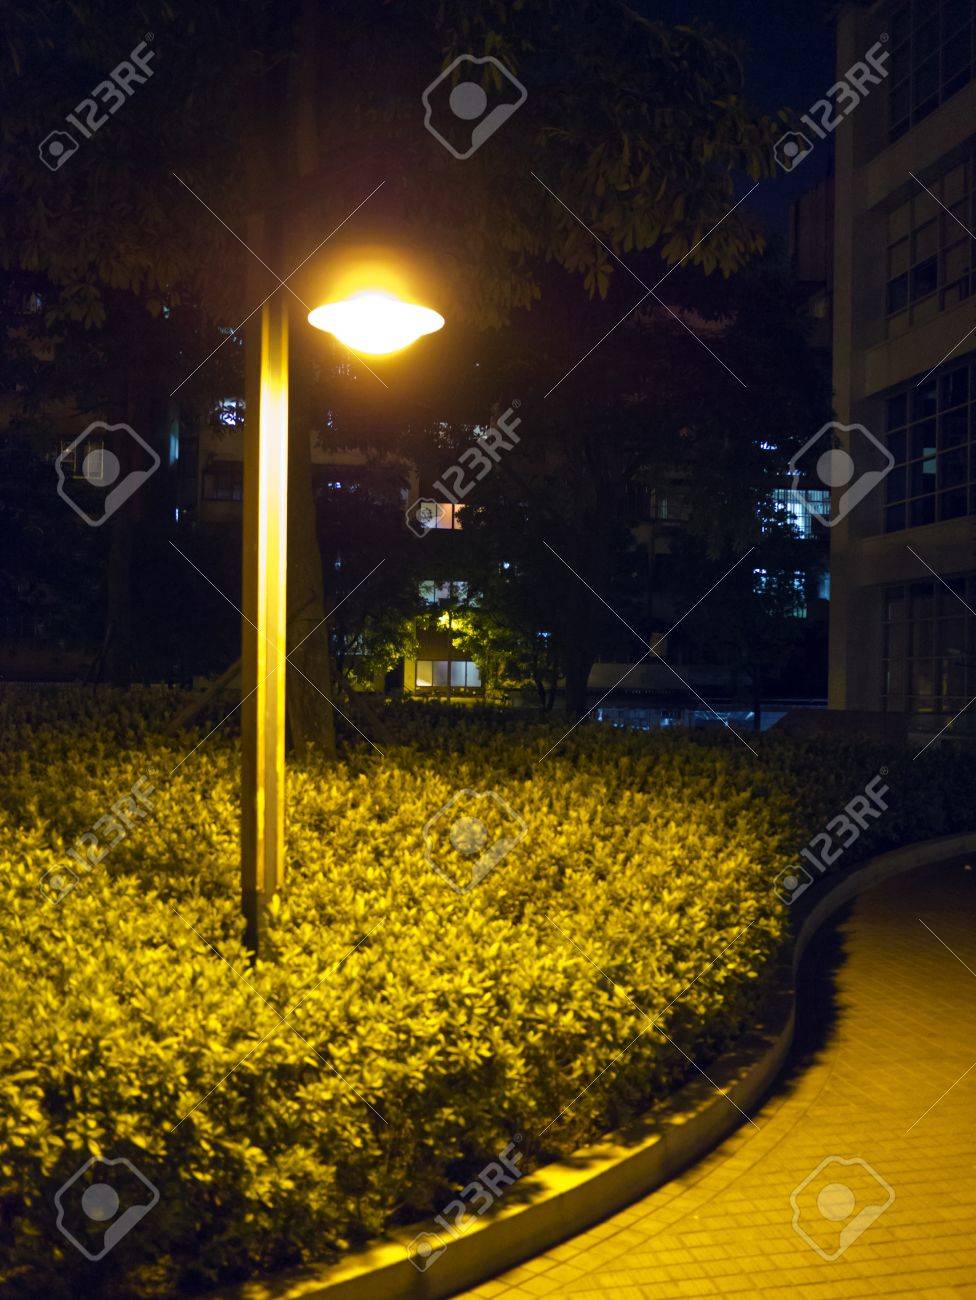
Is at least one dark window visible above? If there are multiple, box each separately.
[885,148,976,332]
[202,460,243,501]
[883,575,976,714]
[889,1,976,141]
[884,357,976,530]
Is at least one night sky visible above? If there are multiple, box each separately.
[642,0,836,237]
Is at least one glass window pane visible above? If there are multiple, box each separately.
[910,495,936,526]
[941,406,969,447]
[913,219,939,261]
[889,238,911,277]
[450,661,465,687]
[913,381,938,420]
[888,275,909,313]
[911,256,938,298]
[415,660,433,687]
[941,364,969,409]
[465,662,482,687]
[432,660,449,686]
[910,420,937,458]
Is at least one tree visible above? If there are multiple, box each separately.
[402,245,831,716]
[2,0,785,735]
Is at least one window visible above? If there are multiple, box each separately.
[884,358,975,530]
[754,568,807,617]
[213,398,245,428]
[419,580,469,605]
[202,459,244,501]
[58,437,105,479]
[885,151,976,335]
[414,659,481,690]
[889,1,976,141]
[423,501,465,530]
[769,487,831,538]
[883,576,976,713]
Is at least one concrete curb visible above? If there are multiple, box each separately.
[218,830,976,1300]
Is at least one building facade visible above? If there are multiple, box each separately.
[831,0,976,738]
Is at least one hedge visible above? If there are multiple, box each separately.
[0,688,972,1296]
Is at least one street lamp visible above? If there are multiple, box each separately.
[241,280,444,955]
[307,290,444,355]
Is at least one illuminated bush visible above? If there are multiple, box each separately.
[0,691,971,1296]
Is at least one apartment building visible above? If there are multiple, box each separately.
[830,0,976,740]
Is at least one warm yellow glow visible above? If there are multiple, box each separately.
[307,292,444,355]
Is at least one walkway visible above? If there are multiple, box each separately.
[461,860,976,1298]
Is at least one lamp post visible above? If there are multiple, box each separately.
[241,281,444,956]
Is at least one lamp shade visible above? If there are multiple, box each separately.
[307,291,444,355]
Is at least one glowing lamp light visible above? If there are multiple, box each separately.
[307,291,444,355]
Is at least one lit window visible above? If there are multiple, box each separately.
[413,659,481,689]
[58,438,106,479]
[754,568,807,617]
[214,398,245,428]
[769,487,831,538]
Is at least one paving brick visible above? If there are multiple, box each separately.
[456,862,976,1298]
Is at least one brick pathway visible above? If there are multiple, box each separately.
[461,860,976,1299]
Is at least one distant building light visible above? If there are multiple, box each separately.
[214,398,245,428]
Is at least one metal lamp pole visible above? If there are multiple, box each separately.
[241,247,289,958]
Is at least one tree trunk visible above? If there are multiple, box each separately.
[751,667,762,733]
[286,417,337,759]
[564,646,594,720]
